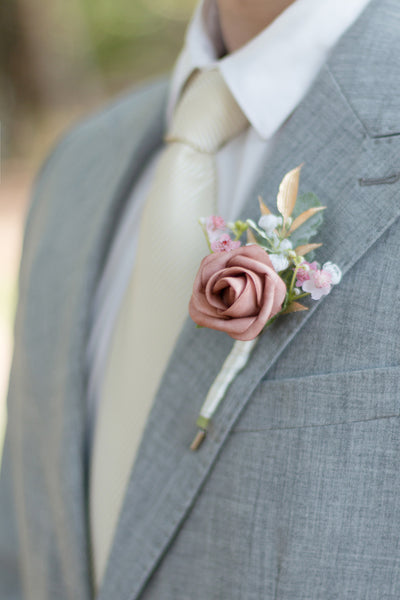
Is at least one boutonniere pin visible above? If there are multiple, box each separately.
[188,165,342,450]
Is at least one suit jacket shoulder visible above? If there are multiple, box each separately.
[1,76,168,600]
[22,76,169,263]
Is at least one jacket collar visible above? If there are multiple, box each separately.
[168,0,370,139]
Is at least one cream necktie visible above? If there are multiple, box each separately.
[89,69,249,589]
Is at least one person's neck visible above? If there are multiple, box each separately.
[216,0,296,53]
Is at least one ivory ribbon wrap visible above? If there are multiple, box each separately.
[191,338,258,449]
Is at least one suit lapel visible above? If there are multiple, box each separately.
[98,2,400,598]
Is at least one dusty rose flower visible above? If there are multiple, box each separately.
[189,245,287,341]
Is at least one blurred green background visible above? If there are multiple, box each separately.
[1,0,197,161]
[0,0,197,457]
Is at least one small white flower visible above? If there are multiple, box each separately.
[279,239,293,252]
[266,231,280,249]
[322,261,342,285]
[258,214,282,234]
[269,253,290,272]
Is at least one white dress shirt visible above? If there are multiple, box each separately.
[86,0,371,437]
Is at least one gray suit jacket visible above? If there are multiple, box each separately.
[2,0,400,598]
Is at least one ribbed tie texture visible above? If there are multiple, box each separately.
[89,69,249,591]
[166,68,249,153]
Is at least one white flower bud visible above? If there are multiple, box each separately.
[279,239,293,252]
[322,261,342,285]
[269,253,290,272]
[258,214,282,234]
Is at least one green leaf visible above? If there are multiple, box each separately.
[289,192,324,249]
[246,219,269,241]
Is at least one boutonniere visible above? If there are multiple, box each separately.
[188,165,342,450]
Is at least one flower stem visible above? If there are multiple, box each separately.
[294,292,310,300]
[289,266,299,296]
[199,219,212,253]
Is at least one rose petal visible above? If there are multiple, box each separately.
[215,266,264,306]
[216,275,246,306]
[266,272,287,315]
[219,275,259,318]
[204,270,231,311]
[199,253,231,287]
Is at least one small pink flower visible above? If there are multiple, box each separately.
[211,234,241,253]
[206,215,227,243]
[301,268,332,300]
[308,262,319,271]
[295,269,309,286]
[207,215,226,232]
[295,261,318,286]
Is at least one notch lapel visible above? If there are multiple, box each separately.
[97,2,400,598]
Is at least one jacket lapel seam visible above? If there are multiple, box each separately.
[325,64,370,138]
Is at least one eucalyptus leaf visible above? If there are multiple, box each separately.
[289,192,324,248]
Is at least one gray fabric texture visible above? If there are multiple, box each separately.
[2,0,400,598]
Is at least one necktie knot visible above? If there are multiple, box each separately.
[166,69,249,154]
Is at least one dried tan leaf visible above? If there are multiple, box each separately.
[282,302,309,314]
[247,229,258,244]
[276,164,303,222]
[258,196,271,215]
[295,242,323,256]
[289,206,326,233]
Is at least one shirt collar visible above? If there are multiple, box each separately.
[167,0,371,140]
